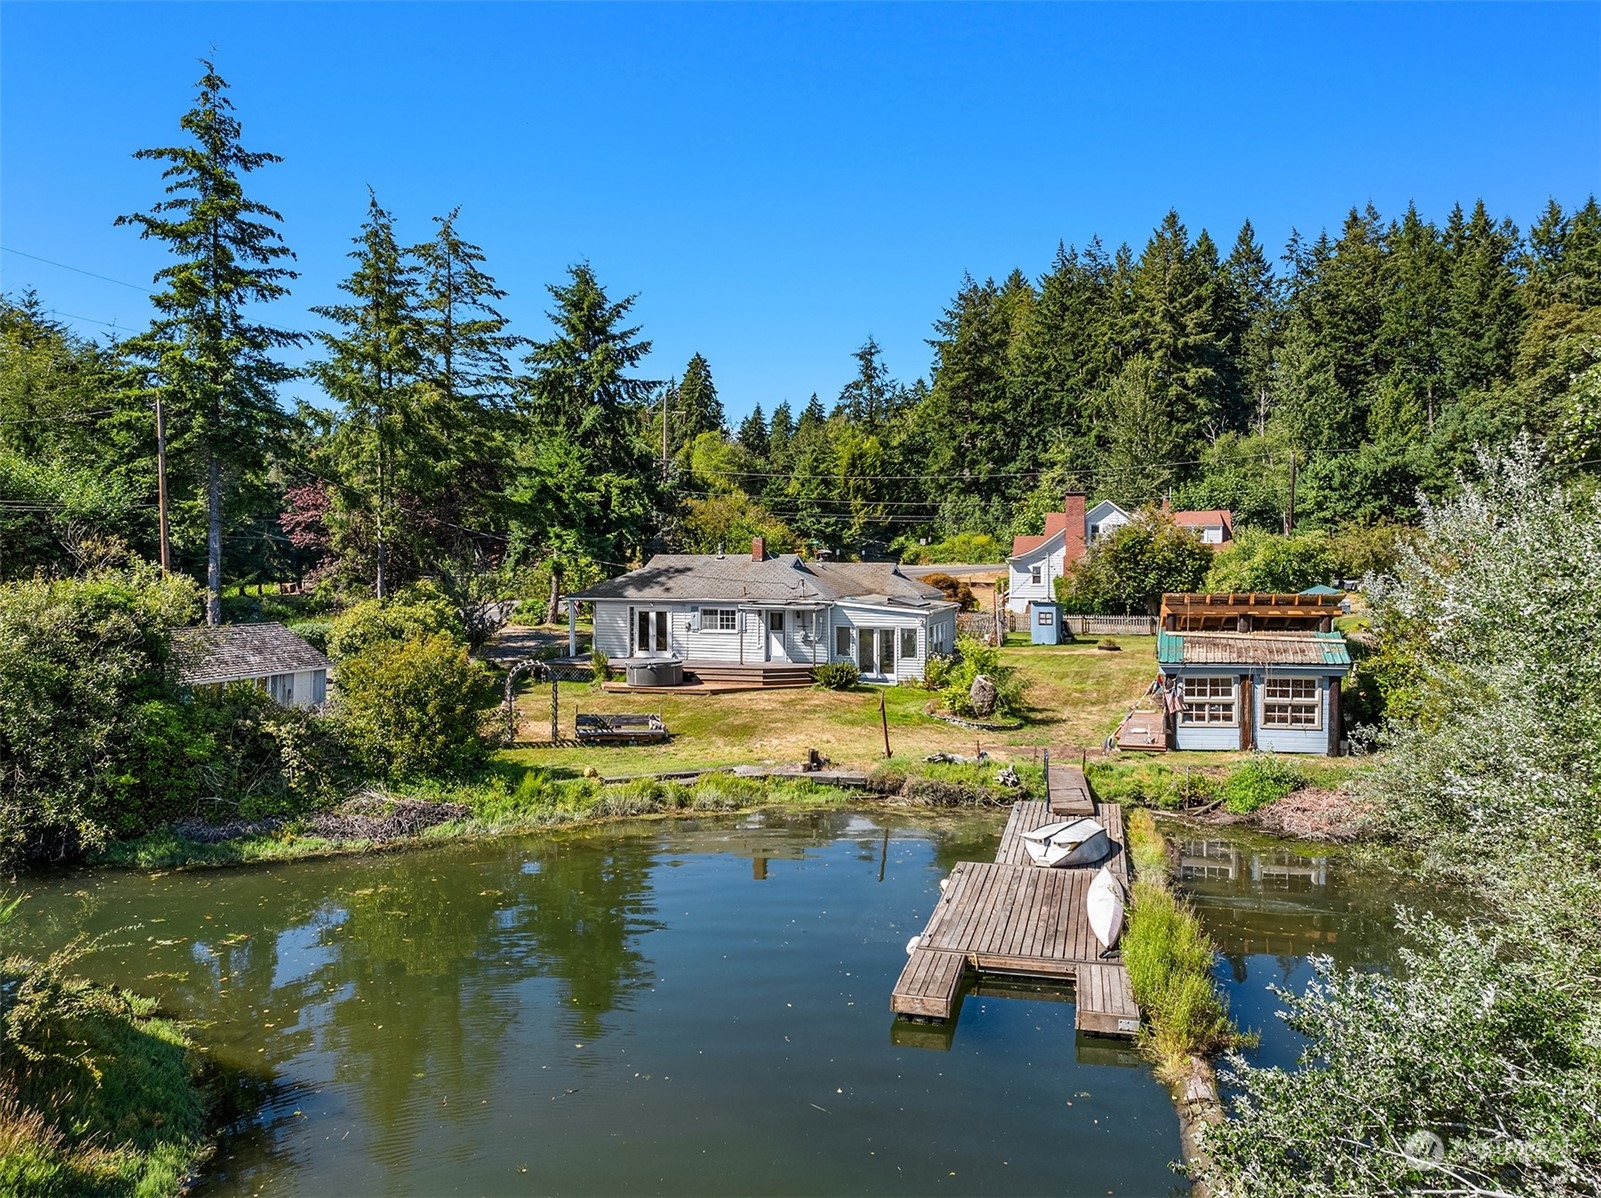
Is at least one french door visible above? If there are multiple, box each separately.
[635,609,670,656]
[855,628,897,678]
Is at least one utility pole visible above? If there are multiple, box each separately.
[660,379,672,481]
[155,393,171,573]
[1285,450,1297,535]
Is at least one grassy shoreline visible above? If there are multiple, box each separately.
[91,757,1044,872]
[0,954,212,1196]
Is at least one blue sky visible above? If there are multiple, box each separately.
[3,2,1599,422]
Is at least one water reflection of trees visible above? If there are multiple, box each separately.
[1174,835,1467,976]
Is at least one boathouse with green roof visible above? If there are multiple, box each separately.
[1153,592,1353,755]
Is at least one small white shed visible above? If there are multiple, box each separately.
[171,622,332,709]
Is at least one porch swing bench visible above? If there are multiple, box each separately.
[574,712,670,746]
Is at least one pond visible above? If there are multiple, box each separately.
[8,811,1187,1197]
[1167,822,1468,1071]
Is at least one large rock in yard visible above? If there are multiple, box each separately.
[969,674,998,717]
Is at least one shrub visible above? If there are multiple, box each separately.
[813,661,860,690]
[921,572,978,610]
[335,632,491,778]
[1220,753,1305,814]
[325,581,463,662]
[1097,637,1121,651]
[937,634,1030,719]
[0,565,201,863]
[922,653,955,690]
[285,617,332,654]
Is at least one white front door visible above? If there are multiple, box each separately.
[635,609,670,656]
[766,610,785,661]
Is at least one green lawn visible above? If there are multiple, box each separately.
[497,634,1362,790]
[499,635,1170,777]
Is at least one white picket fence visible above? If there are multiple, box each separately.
[1064,615,1158,636]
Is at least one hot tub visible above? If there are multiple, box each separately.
[625,658,684,687]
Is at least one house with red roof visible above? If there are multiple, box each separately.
[1006,496,1233,613]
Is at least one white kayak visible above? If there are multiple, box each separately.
[1020,817,1109,868]
[1086,866,1126,951]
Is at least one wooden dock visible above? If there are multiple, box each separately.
[1045,762,1095,816]
[891,795,1140,1038]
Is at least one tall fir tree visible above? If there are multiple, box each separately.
[309,193,425,598]
[414,207,521,559]
[517,263,659,612]
[116,61,302,623]
[735,403,768,456]
[1224,221,1280,435]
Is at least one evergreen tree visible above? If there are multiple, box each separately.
[516,263,659,606]
[309,193,425,598]
[1224,221,1280,435]
[673,352,724,446]
[735,402,768,456]
[1126,211,1232,453]
[837,337,894,428]
[414,208,520,560]
[116,61,302,623]
[1440,200,1524,402]
[1372,203,1448,439]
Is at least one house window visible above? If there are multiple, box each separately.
[1038,611,1055,626]
[1262,676,1322,728]
[900,627,917,659]
[931,621,948,655]
[1181,676,1236,725]
[834,626,853,659]
[699,608,736,631]
[1030,565,1042,585]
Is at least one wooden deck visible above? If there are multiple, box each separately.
[601,660,816,693]
[1115,709,1168,751]
[891,795,1140,1039]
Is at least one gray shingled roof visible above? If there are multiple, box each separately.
[571,554,943,604]
[172,622,332,685]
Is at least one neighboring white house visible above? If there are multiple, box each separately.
[1007,497,1234,612]
[1171,508,1234,545]
[171,622,332,709]
[1006,494,1088,614]
[569,539,958,684]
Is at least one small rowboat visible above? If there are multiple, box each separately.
[1086,866,1126,952]
[1019,817,1109,868]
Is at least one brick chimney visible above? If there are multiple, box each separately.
[1064,492,1087,562]
[751,536,766,562]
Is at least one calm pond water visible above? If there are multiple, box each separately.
[8,810,1187,1197]
[1168,822,1467,1071]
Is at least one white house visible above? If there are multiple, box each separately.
[570,538,958,685]
[171,622,331,708]
[1171,508,1234,545]
[1007,497,1234,613]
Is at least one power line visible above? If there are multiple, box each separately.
[1,246,157,294]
